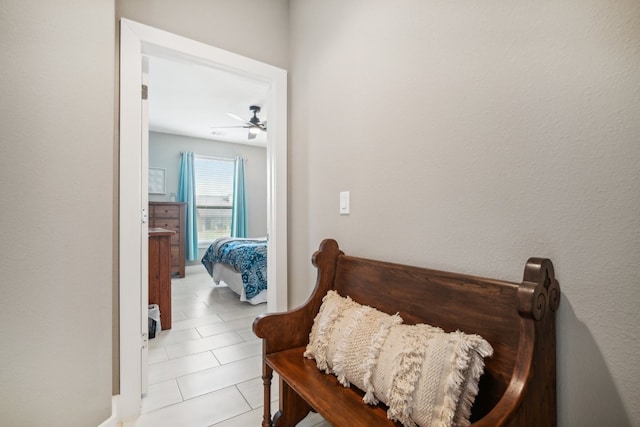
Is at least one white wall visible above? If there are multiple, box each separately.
[12,1,630,424]
[289,1,640,426]
[0,1,114,426]
[116,0,289,70]
[148,131,268,241]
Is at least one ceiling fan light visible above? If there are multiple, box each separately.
[248,126,261,135]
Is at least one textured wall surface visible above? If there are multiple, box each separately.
[116,0,289,69]
[289,1,640,425]
[12,1,634,424]
[0,1,115,426]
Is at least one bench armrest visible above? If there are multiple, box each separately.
[471,366,530,425]
[253,304,317,354]
[253,239,344,355]
[472,317,549,427]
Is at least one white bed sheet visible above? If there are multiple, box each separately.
[210,262,267,305]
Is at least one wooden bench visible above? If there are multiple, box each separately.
[253,239,560,427]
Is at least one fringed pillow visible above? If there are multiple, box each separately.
[304,290,493,427]
[325,296,403,402]
[371,324,493,427]
[304,290,360,372]
[304,291,402,379]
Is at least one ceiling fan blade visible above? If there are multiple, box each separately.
[227,112,253,126]
[209,125,248,129]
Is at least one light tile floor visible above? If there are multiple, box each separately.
[122,265,329,427]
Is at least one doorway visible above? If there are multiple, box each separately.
[119,18,288,421]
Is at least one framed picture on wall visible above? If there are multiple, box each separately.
[148,167,166,194]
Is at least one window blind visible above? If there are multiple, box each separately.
[194,155,235,243]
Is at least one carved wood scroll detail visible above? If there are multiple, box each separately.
[517,257,561,320]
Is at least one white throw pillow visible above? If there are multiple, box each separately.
[372,324,493,427]
[304,290,493,427]
[304,290,359,372]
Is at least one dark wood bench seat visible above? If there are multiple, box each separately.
[253,239,561,427]
[266,347,397,426]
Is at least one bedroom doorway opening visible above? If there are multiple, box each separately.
[119,18,288,421]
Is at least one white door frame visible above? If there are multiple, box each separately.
[118,18,288,421]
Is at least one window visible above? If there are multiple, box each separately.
[194,156,234,245]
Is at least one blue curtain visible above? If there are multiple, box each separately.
[231,157,248,238]
[178,152,199,260]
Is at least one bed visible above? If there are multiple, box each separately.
[201,237,268,305]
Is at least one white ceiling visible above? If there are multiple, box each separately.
[147,55,269,146]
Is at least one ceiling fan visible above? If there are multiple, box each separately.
[211,105,267,140]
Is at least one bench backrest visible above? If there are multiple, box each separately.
[308,239,559,423]
[331,255,517,420]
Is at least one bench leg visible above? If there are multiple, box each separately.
[272,379,312,427]
[261,366,274,427]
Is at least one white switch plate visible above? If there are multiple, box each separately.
[340,191,350,215]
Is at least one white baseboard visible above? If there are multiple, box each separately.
[97,395,120,427]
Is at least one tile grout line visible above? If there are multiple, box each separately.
[138,268,280,425]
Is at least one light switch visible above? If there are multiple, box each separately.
[340,191,350,215]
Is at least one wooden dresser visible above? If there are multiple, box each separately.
[148,228,174,330]
[149,201,186,278]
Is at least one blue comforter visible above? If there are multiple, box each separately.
[201,238,267,300]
